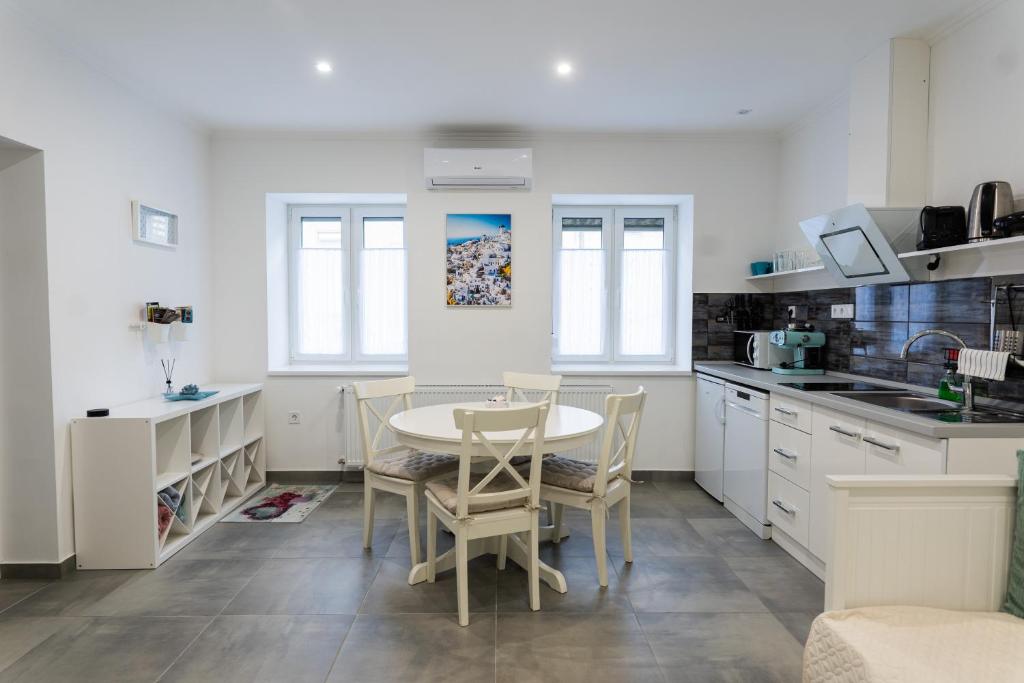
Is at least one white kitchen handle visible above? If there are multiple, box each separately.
[863,436,899,452]
[746,335,755,366]
[773,447,798,461]
[773,406,797,417]
[714,398,726,424]
[772,499,797,515]
[726,401,761,419]
[829,425,861,439]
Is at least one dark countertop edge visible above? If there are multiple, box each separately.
[693,362,1024,439]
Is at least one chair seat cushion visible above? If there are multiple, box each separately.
[539,455,600,493]
[366,451,458,482]
[426,471,527,514]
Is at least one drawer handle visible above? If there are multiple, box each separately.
[773,407,797,417]
[772,499,797,515]
[772,447,798,461]
[863,436,899,452]
[829,425,862,439]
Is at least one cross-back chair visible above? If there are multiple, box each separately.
[424,402,550,626]
[503,371,561,404]
[541,387,647,586]
[354,376,459,567]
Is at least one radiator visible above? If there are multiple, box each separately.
[340,384,612,467]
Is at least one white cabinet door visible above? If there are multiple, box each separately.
[695,376,725,502]
[863,421,946,475]
[809,406,866,559]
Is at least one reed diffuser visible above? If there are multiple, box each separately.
[161,358,176,396]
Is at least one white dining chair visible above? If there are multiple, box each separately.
[354,377,459,567]
[540,387,647,587]
[424,402,550,626]
[503,371,561,403]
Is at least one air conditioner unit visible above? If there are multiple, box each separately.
[424,148,532,190]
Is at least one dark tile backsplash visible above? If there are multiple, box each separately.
[693,275,1024,402]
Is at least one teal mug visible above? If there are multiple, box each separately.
[750,261,773,276]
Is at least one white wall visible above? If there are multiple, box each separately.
[0,2,213,563]
[929,0,1024,206]
[0,150,60,563]
[211,134,781,473]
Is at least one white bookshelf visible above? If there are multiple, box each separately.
[70,383,266,569]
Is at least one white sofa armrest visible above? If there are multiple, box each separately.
[825,474,1017,613]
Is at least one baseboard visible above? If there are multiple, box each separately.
[632,470,694,483]
[267,470,362,484]
[2,555,76,580]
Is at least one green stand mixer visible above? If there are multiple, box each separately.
[769,328,826,375]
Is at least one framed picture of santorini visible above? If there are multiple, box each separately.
[445,213,512,306]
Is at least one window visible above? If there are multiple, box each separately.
[552,206,676,363]
[289,205,406,363]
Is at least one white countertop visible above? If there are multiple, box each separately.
[693,362,1024,439]
[71,383,263,423]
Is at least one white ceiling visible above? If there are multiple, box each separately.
[12,0,984,133]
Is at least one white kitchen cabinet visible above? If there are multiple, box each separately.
[770,394,813,434]
[863,421,946,475]
[809,406,867,558]
[769,420,811,489]
[695,374,726,502]
[767,472,810,548]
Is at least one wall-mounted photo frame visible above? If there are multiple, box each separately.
[445,213,512,306]
[132,200,179,248]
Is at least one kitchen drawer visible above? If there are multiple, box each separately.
[767,472,809,548]
[863,421,946,475]
[769,420,811,489]
[770,394,813,433]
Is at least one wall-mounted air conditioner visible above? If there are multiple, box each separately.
[424,148,532,190]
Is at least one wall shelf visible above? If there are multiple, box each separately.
[746,265,825,281]
[897,235,1024,259]
[70,383,265,569]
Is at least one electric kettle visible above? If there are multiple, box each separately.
[967,181,1014,242]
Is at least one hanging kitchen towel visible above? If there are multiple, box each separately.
[957,348,1011,382]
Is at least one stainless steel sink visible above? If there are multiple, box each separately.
[830,391,962,412]
[829,391,1024,423]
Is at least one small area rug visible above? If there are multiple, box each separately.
[221,484,336,522]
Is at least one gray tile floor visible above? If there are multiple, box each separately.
[0,480,822,682]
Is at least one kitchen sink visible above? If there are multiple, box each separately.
[829,391,962,412]
[829,391,1024,423]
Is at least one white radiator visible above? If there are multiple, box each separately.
[340,383,612,467]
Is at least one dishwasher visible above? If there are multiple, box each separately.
[723,382,771,539]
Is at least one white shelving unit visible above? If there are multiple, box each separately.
[896,234,1024,260]
[70,383,265,569]
[745,265,825,281]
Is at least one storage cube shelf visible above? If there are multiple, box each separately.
[71,383,265,569]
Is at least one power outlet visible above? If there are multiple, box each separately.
[287,411,301,425]
[831,304,855,319]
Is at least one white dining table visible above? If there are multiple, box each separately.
[389,401,604,592]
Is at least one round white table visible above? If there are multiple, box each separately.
[389,401,604,592]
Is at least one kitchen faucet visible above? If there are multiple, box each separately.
[900,329,973,410]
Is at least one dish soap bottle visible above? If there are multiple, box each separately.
[937,348,964,404]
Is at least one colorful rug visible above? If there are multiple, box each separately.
[221,484,336,523]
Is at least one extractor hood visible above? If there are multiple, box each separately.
[799,204,919,286]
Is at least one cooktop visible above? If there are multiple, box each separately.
[778,382,894,392]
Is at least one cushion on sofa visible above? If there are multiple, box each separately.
[1002,449,1024,619]
[803,605,1024,683]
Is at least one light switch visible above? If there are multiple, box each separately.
[831,304,854,319]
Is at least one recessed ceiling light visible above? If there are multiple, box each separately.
[315,61,333,74]
[737,108,753,115]
[555,61,573,77]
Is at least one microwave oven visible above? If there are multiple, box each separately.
[733,330,793,370]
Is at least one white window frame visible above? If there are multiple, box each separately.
[288,204,407,364]
[552,205,677,364]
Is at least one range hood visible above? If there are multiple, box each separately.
[800,204,919,286]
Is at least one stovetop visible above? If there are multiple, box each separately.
[777,382,894,392]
